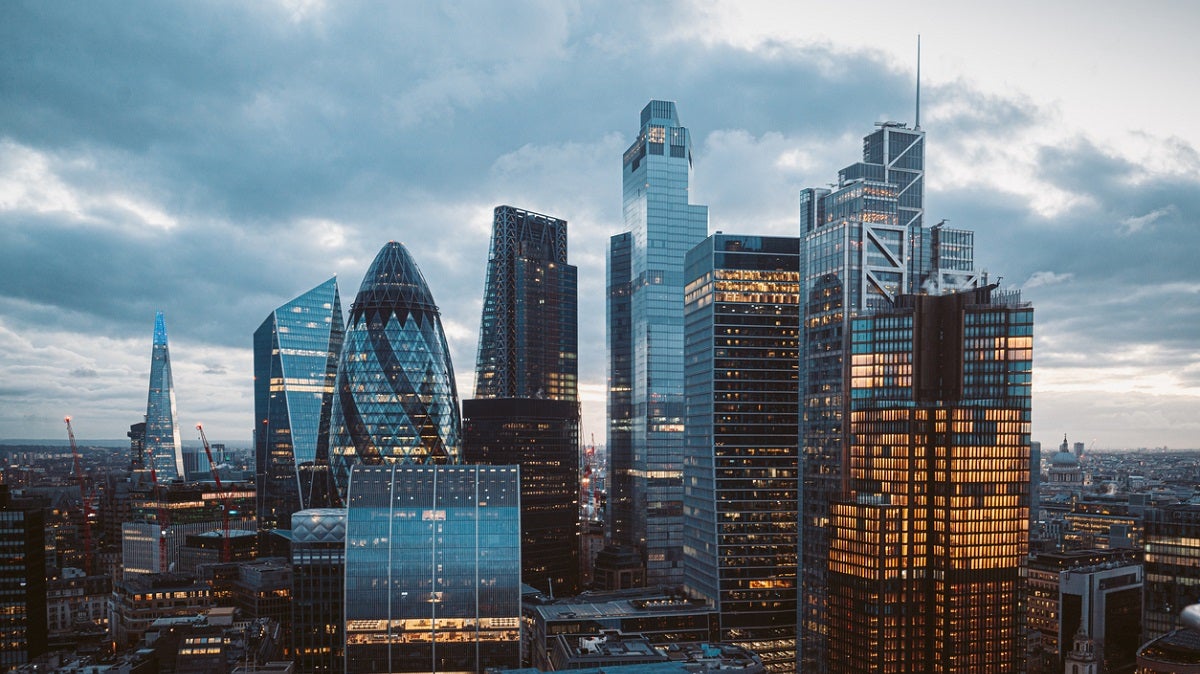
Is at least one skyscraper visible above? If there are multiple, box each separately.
[798,119,976,670]
[0,486,47,669]
[682,234,800,672]
[343,464,521,673]
[473,205,577,401]
[254,277,345,541]
[144,310,184,481]
[826,285,1032,673]
[607,100,708,586]
[1143,503,1200,642]
[328,241,462,500]
[292,508,347,674]
[464,205,581,596]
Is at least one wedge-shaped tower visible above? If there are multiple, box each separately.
[144,311,184,480]
[254,277,344,535]
[329,242,461,499]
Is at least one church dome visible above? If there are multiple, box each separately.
[1051,449,1079,468]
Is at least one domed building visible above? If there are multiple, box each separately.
[1049,434,1083,487]
[328,241,462,500]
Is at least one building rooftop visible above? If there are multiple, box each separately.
[529,589,710,621]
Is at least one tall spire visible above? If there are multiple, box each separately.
[145,311,183,480]
[915,34,922,129]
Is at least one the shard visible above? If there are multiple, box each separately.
[144,311,183,481]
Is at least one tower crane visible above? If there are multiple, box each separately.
[63,417,95,575]
[196,423,233,563]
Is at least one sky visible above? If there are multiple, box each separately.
[1,1,1198,450]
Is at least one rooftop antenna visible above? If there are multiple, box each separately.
[915,34,922,129]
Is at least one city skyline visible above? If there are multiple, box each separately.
[2,2,1199,449]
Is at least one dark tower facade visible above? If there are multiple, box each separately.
[464,205,581,596]
[682,234,801,673]
[328,241,462,500]
[254,277,344,544]
[826,285,1032,674]
[473,205,577,401]
[0,486,47,668]
[291,508,346,674]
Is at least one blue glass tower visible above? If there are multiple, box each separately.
[144,311,183,481]
[254,277,345,536]
[343,464,521,673]
[607,100,708,587]
[328,242,462,500]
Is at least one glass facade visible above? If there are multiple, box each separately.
[466,204,581,596]
[254,277,345,538]
[608,100,708,587]
[0,489,47,669]
[1142,504,1200,642]
[343,464,521,673]
[826,286,1032,674]
[682,234,800,673]
[329,242,462,500]
[606,231,634,551]
[799,120,981,671]
[144,311,184,481]
[463,398,580,596]
[474,205,578,401]
[292,508,347,674]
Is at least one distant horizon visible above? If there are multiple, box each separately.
[1,439,1196,454]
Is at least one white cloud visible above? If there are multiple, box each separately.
[1023,271,1074,289]
[0,139,178,232]
[1120,205,1177,236]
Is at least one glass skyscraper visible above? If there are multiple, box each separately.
[343,464,521,673]
[682,234,800,672]
[473,205,578,401]
[798,120,977,670]
[328,241,462,501]
[607,100,708,587]
[826,285,1032,674]
[144,310,184,481]
[254,277,345,540]
[464,205,581,596]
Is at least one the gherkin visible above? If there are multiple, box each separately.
[329,241,461,500]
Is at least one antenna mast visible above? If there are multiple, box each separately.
[915,34,922,129]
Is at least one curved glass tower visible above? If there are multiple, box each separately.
[329,241,462,500]
[144,311,184,481]
[253,277,344,534]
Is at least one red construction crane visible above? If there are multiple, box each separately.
[63,417,95,575]
[196,423,232,563]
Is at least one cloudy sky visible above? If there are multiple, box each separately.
[2,1,1197,449]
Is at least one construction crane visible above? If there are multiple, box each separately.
[63,417,95,575]
[196,423,233,563]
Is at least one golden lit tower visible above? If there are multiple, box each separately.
[827,284,1032,674]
